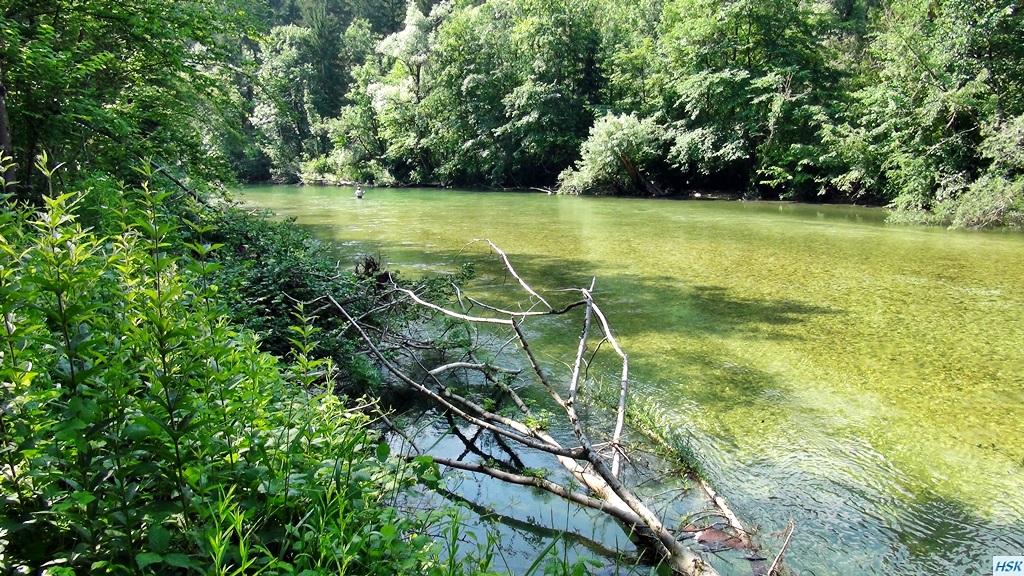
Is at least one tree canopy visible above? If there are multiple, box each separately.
[231,0,1022,226]
[0,0,267,198]
[5,0,1018,222]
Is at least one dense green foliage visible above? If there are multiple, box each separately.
[0,1,616,573]
[191,204,382,394]
[223,0,1023,226]
[0,3,508,573]
[0,171,486,574]
[0,0,260,197]
[2,0,1020,224]
[7,0,1018,571]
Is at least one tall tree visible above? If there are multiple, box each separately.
[251,25,323,182]
[369,1,442,182]
[422,0,522,185]
[500,0,602,185]
[0,0,256,199]
[826,0,1024,224]
[422,0,603,186]
[655,0,842,197]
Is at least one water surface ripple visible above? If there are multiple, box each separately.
[241,186,1024,575]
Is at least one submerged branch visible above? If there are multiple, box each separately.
[426,455,647,526]
[767,520,795,576]
[470,238,552,309]
[318,242,774,575]
[327,295,587,460]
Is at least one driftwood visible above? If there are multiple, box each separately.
[767,520,795,576]
[326,240,779,576]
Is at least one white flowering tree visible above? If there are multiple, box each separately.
[559,112,667,195]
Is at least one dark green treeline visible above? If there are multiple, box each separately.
[2,0,1022,226]
[250,0,1024,228]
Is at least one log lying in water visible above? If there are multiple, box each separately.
[326,240,778,576]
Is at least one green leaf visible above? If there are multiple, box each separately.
[375,441,390,461]
[148,525,171,554]
[163,553,193,568]
[124,422,152,441]
[136,552,162,569]
[71,491,97,507]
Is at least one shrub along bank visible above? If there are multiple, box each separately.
[0,167,487,575]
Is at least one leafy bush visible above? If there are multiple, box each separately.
[173,202,386,395]
[0,179,470,575]
[936,115,1024,228]
[558,113,666,195]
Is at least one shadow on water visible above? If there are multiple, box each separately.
[299,226,841,332]
[677,283,841,339]
[308,235,837,416]
[248,197,1024,576]
[311,238,843,338]
[299,231,840,430]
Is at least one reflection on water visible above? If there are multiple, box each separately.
[240,186,1024,575]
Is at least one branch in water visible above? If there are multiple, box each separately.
[317,241,791,576]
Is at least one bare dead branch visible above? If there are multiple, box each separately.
[512,319,568,407]
[319,243,750,576]
[698,479,753,550]
[426,455,648,526]
[394,286,514,325]
[380,411,422,455]
[435,485,636,563]
[471,239,552,309]
[464,295,589,317]
[427,361,521,377]
[328,295,588,460]
[568,299,594,410]
[589,299,631,478]
[513,291,713,574]
[768,520,795,576]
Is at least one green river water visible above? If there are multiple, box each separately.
[240,186,1024,575]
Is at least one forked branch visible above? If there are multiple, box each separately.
[323,243,781,576]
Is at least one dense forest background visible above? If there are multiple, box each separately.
[2,0,1023,226]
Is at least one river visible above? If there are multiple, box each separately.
[239,185,1024,575]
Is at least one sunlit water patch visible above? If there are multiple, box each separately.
[240,186,1024,575]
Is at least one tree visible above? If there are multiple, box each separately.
[303,1,347,117]
[0,0,254,199]
[251,25,325,182]
[558,113,667,195]
[942,114,1024,227]
[418,0,522,185]
[655,0,842,197]
[824,0,1024,224]
[498,0,602,185]
[421,0,604,187]
[0,64,14,188]
[594,0,664,116]
[367,1,441,182]
[302,19,390,184]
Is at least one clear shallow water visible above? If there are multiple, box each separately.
[240,186,1024,575]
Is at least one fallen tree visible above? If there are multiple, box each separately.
[324,240,780,576]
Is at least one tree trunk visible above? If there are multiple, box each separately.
[0,69,17,193]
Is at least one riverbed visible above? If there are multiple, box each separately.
[239,186,1024,575]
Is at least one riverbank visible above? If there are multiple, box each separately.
[0,183,490,575]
